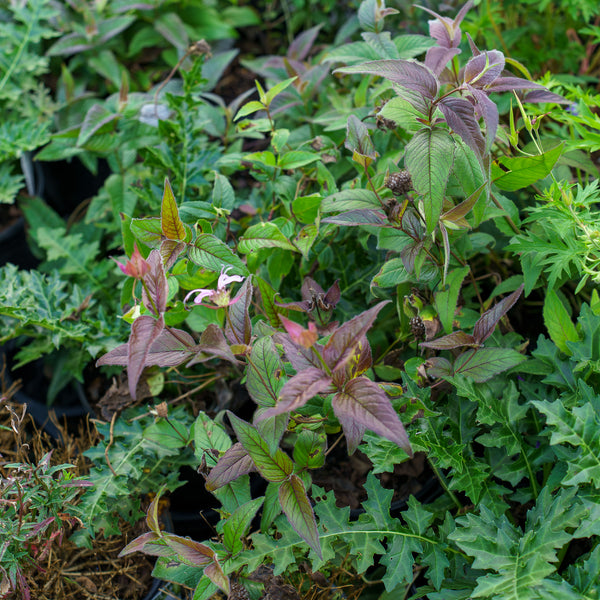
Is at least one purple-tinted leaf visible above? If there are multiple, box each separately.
[347,335,373,379]
[417,1,472,49]
[473,284,524,344]
[256,368,332,421]
[141,250,167,316]
[441,182,485,223]
[163,535,214,567]
[467,86,498,154]
[438,96,485,160]
[118,531,161,557]
[424,46,461,76]
[464,50,505,87]
[275,299,312,312]
[322,209,387,226]
[400,240,424,274]
[324,280,341,306]
[302,276,325,298]
[187,324,237,366]
[96,327,195,368]
[128,315,165,399]
[402,207,424,238]
[96,343,129,366]
[420,330,477,350]
[289,24,322,61]
[426,356,453,379]
[279,474,321,558]
[324,301,390,372]
[161,178,186,241]
[345,114,378,160]
[465,32,480,56]
[335,406,367,455]
[454,347,526,382]
[523,89,568,104]
[205,443,256,491]
[484,76,546,93]
[227,412,293,482]
[159,239,186,271]
[225,278,253,345]
[276,334,324,371]
[335,59,439,99]
[332,377,412,455]
[146,492,162,533]
[204,562,230,595]
[141,327,195,366]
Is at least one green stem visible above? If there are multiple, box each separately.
[428,457,462,511]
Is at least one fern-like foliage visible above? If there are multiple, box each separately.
[236,473,453,593]
[72,407,195,548]
[449,486,587,599]
[533,381,600,487]
[507,181,600,293]
[0,0,58,202]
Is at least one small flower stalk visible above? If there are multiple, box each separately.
[184,267,245,308]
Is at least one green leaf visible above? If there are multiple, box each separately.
[193,412,232,466]
[278,151,320,170]
[256,276,280,327]
[144,419,189,449]
[130,217,163,247]
[77,104,118,146]
[372,258,412,288]
[533,383,600,487]
[321,189,381,213]
[265,76,298,105]
[227,413,293,482]
[161,178,186,241]
[293,430,327,470]
[235,100,265,120]
[292,194,322,224]
[278,474,321,558]
[238,222,298,253]
[543,289,579,355]
[379,96,426,133]
[188,234,248,276]
[212,172,235,212]
[405,127,455,234]
[491,144,564,191]
[449,487,585,600]
[223,497,264,555]
[246,337,286,408]
[454,348,526,382]
[434,267,470,334]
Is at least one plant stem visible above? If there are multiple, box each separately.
[428,457,462,511]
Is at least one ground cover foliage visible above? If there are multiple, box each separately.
[3,0,600,598]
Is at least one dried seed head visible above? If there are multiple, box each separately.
[410,316,426,340]
[376,114,397,131]
[385,170,413,196]
[229,582,250,600]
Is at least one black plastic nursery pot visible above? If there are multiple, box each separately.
[0,343,93,439]
[0,216,39,270]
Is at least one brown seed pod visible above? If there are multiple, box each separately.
[410,315,426,340]
[385,170,413,196]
